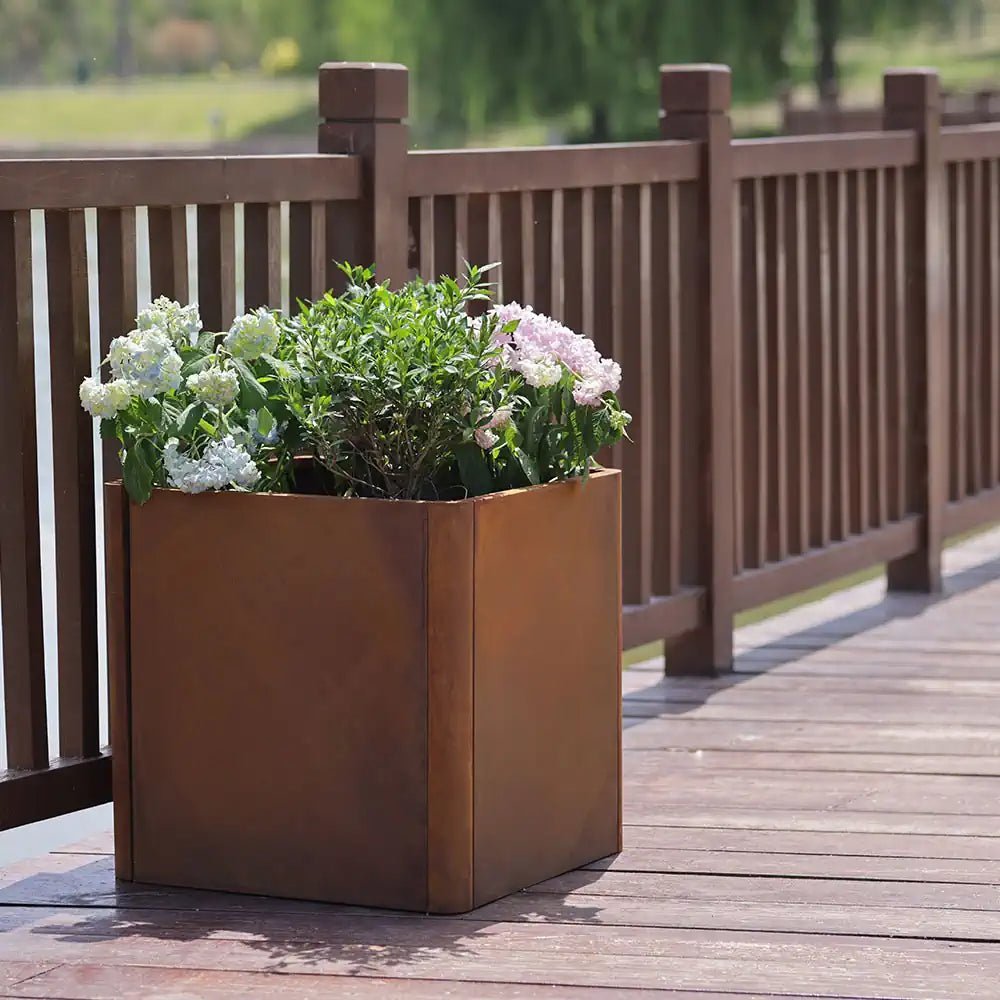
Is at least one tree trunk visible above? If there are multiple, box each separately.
[814,0,839,105]
[590,105,610,143]
[115,0,134,78]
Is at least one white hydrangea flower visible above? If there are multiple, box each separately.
[247,409,281,447]
[474,427,499,450]
[224,308,279,360]
[517,355,563,389]
[162,435,260,494]
[136,296,202,346]
[79,376,132,419]
[108,329,183,398]
[186,366,239,408]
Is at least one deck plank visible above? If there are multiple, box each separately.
[4,529,1000,996]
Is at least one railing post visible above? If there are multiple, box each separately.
[659,65,736,674]
[317,62,409,287]
[883,69,945,593]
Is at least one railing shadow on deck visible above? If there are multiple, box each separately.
[0,856,610,972]
[623,546,1000,721]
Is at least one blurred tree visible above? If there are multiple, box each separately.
[0,0,980,138]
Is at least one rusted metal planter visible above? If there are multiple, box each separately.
[106,469,622,913]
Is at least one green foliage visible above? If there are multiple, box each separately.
[282,265,631,501]
[283,265,519,500]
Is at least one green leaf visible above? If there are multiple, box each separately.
[513,447,540,485]
[182,354,212,378]
[455,442,495,497]
[122,446,154,505]
[174,402,205,438]
[232,358,269,409]
[143,397,162,430]
[256,407,275,437]
[99,418,119,441]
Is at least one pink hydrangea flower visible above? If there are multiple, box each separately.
[488,302,622,405]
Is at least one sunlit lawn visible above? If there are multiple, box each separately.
[0,74,314,145]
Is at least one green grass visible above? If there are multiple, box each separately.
[0,74,314,145]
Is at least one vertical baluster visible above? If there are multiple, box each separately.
[855,170,871,532]
[954,162,968,500]
[733,182,745,572]
[834,170,850,539]
[818,171,833,545]
[637,183,654,601]
[616,185,651,604]
[454,194,469,270]
[197,205,223,329]
[550,189,565,321]
[520,191,535,305]
[590,187,614,466]
[487,193,503,301]
[970,158,984,495]
[96,206,138,476]
[0,210,48,770]
[770,176,789,561]
[147,206,187,302]
[740,179,760,566]
[46,209,99,760]
[668,183,682,592]
[873,168,889,526]
[500,193,523,305]
[991,159,1000,486]
[753,176,768,567]
[289,201,326,308]
[581,188,595,337]
[419,196,435,281]
[531,191,553,314]
[433,196,457,280]
[465,194,490,315]
[407,197,420,280]
[651,182,682,595]
[562,189,583,333]
[790,173,811,551]
[244,203,282,310]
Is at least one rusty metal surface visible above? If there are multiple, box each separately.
[471,470,622,906]
[123,472,622,912]
[128,489,429,909]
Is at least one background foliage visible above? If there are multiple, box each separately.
[0,0,988,144]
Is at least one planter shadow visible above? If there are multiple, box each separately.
[8,857,610,979]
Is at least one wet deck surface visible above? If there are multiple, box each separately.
[1,530,1000,998]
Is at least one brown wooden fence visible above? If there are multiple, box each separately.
[0,60,997,830]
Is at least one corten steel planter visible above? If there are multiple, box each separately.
[105,469,622,913]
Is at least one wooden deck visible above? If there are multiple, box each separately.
[1,529,1000,998]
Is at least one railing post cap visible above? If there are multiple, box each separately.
[883,68,940,109]
[659,64,731,113]
[319,62,408,121]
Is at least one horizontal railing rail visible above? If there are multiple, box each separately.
[733,131,919,177]
[407,141,701,195]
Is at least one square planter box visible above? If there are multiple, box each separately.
[105,469,622,913]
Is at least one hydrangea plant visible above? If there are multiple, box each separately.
[80,297,294,503]
[81,268,631,504]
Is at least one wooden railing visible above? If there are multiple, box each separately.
[0,60,997,829]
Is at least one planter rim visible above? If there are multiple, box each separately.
[108,466,619,507]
